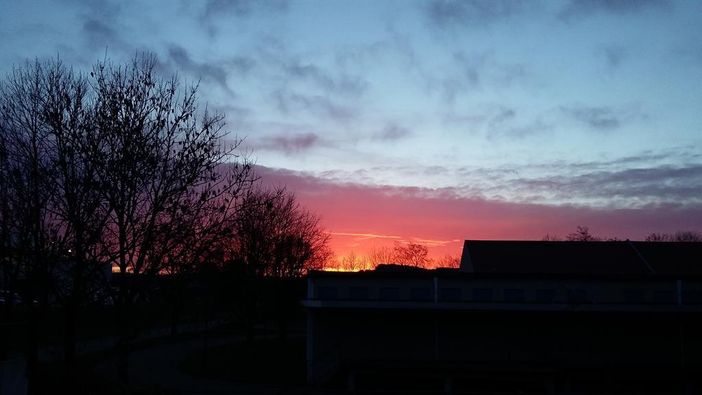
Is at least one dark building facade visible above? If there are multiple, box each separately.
[304,241,702,393]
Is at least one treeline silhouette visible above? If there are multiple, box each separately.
[543,226,702,242]
[337,242,460,271]
[0,54,329,393]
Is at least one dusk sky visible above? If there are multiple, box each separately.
[2,0,702,260]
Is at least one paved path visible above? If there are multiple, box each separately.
[94,334,237,393]
[93,333,311,394]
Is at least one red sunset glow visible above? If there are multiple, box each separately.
[256,166,702,268]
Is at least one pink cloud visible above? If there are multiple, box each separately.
[254,166,702,259]
[255,132,320,153]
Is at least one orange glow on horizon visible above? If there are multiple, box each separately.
[324,231,463,271]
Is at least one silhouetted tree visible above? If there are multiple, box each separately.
[393,242,430,268]
[565,226,599,241]
[87,54,253,379]
[645,231,702,242]
[234,188,330,278]
[436,254,460,268]
[230,187,330,340]
[0,59,88,388]
[0,54,254,385]
[541,233,561,241]
[367,246,395,268]
[39,60,111,368]
[340,251,371,271]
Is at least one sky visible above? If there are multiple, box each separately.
[2,0,702,261]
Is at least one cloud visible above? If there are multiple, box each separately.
[442,106,550,139]
[167,45,233,95]
[484,107,552,139]
[374,124,411,141]
[202,0,288,19]
[83,19,115,40]
[198,0,288,36]
[255,132,321,154]
[562,105,620,129]
[560,104,643,130]
[255,145,702,209]
[80,15,128,53]
[559,0,670,20]
[424,0,529,29]
[252,165,702,258]
[330,232,402,240]
[496,162,702,208]
[282,60,367,97]
[492,119,552,140]
[599,46,628,69]
[433,51,531,102]
[272,90,356,122]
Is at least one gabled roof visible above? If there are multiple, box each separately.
[460,240,702,276]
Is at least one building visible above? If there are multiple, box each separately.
[304,241,702,393]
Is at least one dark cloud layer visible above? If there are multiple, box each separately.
[425,0,528,28]
[559,0,670,20]
[462,160,702,207]
[81,18,125,52]
[202,0,288,20]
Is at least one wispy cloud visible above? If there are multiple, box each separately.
[167,45,233,96]
[198,0,288,36]
[559,0,670,20]
[373,123,411,141]
[411,237,463,247]
[331,232,402,241]
[432,51,531,103]
[424,0,530,29]
[252,144,702,209]
[256,132,321,154]
[201,0,287,19]
[81,18,126,52]
[560,104,644,131]
[252,165,702,257]
[281,59,367,97]
[510,164,702,206]
[272,90,357,122]
[599,45,628,69]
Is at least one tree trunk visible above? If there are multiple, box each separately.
[63,299,76,366]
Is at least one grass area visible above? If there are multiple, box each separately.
[180,336,307,385]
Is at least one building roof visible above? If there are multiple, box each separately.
[460,240,702,276]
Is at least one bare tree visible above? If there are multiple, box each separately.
[340,251,371,271]
[367,246,395,268]
[39,59,113,367]
[84,54,253,379]
[230,187,330,340]
[0,60,70,388]
[1,54,254,384]
[393,242,430,268]
[541,233,561,241]
[435,255,460,268]
[234,188,330,278]
[565,226,599,242]
[646,231,702,242]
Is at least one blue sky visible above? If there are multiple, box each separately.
[2,0,701,244]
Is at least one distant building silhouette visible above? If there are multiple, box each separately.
[305,240,702,393]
